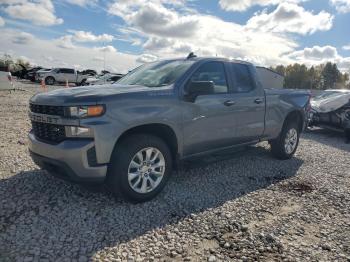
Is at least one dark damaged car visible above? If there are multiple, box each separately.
[308,89,350,141]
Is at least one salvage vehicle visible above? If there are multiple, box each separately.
[28,55,310,202]
[308,89,350,139]
[11,64,28,79]
[79,69,97,77]
[25,67,45,82]
[38,68,89,86]
[83,73,124,86]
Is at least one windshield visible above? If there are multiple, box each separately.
[117,60,195,87]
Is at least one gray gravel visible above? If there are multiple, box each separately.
[0,81,350,262]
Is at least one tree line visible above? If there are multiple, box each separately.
[0,54,30,72]
[2,54,349,90]
[270,62,350,90]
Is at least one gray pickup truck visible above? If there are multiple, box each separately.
[28,56,310,202]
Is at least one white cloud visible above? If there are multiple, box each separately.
[95,45,117,53]
[143,37,174,50]
[136,53,158,63]
[69,30,114,42]
[109,1,199,38]
[63,0,98,7]
[11,32,34,44]
[287,45,350,71]
[0,0,27,4]
[56,35,76,49]
[92,56,104,62]
[330,0,350,13]
[289,45,338,60]
[246,3,333,35]
[0,28,137,73]
[218,0,306,12]
[109,0,299,66]
[343,44,350,50]
[3,0,63,26]
[0,16,5,27]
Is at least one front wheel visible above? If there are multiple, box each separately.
[270,122,300,160]
[106,134,172,202]
[45,76,55,85]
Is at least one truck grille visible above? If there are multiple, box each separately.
[30,103,65,117]
[31,121,66,144]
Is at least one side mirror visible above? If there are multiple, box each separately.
[186,81,214,101]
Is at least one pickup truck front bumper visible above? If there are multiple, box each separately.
[28,131,107,183]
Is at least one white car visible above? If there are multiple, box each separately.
[0,71,13,90]
[38,68,89,86]
[35,68,52,82]
[84,73,123,86]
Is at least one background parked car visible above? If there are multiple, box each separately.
[10,64,28,79]
[38,68,89,86]
[308,89,350,141]
[34,68,52,82]
[83,73,124,85]
[25,67,45,82]
[79,69,97,77]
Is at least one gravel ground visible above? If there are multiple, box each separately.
[0,81,349,262]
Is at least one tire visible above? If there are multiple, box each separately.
[45,76,55,85]
[80,79,87,86]
[270,121,300,160]
[106,134,173,202]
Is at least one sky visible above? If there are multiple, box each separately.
[0,0,350,73]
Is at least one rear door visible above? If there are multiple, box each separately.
[182,61,238,155]
[62,68,76,82]
[228,63,265,143]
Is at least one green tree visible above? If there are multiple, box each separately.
[16,58,30,69]
[284,63,310,89]
[271,62,349,90]
[321,62,340,89]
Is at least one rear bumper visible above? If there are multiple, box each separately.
[28,131,107,183]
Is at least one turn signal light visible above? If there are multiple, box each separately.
[87,105,104,117]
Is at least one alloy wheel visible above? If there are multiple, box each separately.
[127,147,165,194]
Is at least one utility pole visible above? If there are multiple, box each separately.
[103,41,106,72]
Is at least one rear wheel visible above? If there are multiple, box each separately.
[106,134,172,202]
[270,121,300,160]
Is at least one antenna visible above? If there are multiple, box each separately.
[186,52,197,59]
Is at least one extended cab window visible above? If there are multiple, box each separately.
[231,64,255,93]
[190,62,228,94]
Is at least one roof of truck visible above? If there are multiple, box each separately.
[166,56,254,66]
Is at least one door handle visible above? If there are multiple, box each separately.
[223,100,236,106]
[254,98,263,104]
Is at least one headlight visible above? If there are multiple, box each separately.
[65,126,94,138]
[67,105,105,118]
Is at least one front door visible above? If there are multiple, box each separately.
[182,61,238,155]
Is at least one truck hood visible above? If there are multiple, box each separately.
[30,84,173,105]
